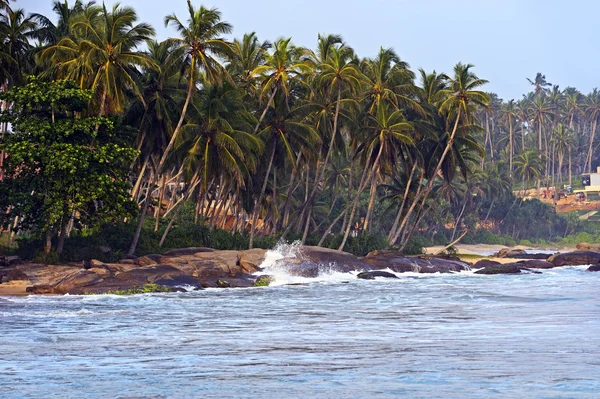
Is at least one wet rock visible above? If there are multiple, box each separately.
[473,259,501,269]
[548,250,600,266]
[357,271,398,280]
[586,264,600,272]
[136,256,157,267]
[238,249,267,273]
[273,258,320,277]
[516,259,555,269]
[506,253,551,260]
[363,252,468,273]
[153,275,202,290]
[299,246,373,272]
[474,262,540,275]
[163,247,214,257]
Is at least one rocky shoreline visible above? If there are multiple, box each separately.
[1,246,599,296]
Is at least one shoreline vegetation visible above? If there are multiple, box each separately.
[2,0,600,276]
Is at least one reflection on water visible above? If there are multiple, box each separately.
[1,266,599,398]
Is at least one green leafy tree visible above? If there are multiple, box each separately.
[0,78,138,254]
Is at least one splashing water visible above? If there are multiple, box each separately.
[255,240,358,286]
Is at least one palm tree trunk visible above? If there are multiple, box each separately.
[131,157,149,200]
[253,86,278,134]
[362,175,378,231]
[587,119,597,172]
[249,144,276,249]
[339,143,385,251]
[158,59,196,174]
[159,175,200,247]
[279,152,302,231]
[128,170,156,256]
[154,174,167,232]
[569,149,572,187]
[387,162,417,242]
[509,118,513,175]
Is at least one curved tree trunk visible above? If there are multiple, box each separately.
[157,59,196,174]
[249,144,276,249]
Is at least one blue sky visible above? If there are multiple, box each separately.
[21,0,600,100]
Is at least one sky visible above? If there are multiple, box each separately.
[20,0,600,100]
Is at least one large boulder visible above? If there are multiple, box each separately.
[238,249,267,273]
[548,250,600,266]
[136,256,157,267]
[473,259,501,269]
[363,252,469,273]
[506,253,552,260]
[300,246,373,271]
[586,264,600,272]
[162,247,214,257]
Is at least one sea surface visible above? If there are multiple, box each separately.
[1,244,599,398]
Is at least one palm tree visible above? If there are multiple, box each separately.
[41,3,155,116]
[249,93,321,248]
[551,124,575,184]
[0,8,37,88]
[584,89,600,173]
[500,99,518,173]
[250,37,312,134]
[527,72,551,97]
[227,32,270,102]
[339,104,413,250]
[514,150,542,196]
[158,1,233,174]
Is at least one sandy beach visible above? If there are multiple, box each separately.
[0,280,32,296]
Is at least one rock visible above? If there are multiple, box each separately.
[576,243,599,251]
[474,262,541,275]
[136,256,157,266]
[5,256,21,266]
[90,259,107,268]
[586,264,600,272]
[506,253,551,260]
[5,269,29,282]
[548,250,600,266]
[473,259,501,269]
[299,246,373,272]
[273,258,321,277]
[516,259,555,269]
[88,267,113,278]
[238,249,267,273]
[115,264,188,284]
[122,254,138,260]
[163,247,214,257]
[153,275,202,290]
[53,270,104,293]
[145,254,163,262]
[363,251,468,273]
[494,248,527,258]
[357,271,398,280]
[118,259,137,265]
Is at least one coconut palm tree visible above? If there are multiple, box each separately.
[584,89,600,173]
[514,150,542,196]
[158,1,233,173]
[527,72,551,97]
[500,99,518,173]
[0,7,36,87]
[41,3,155,116]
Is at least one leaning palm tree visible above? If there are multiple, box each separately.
[158,1,233,173]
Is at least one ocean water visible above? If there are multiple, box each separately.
[1,245,599,398]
